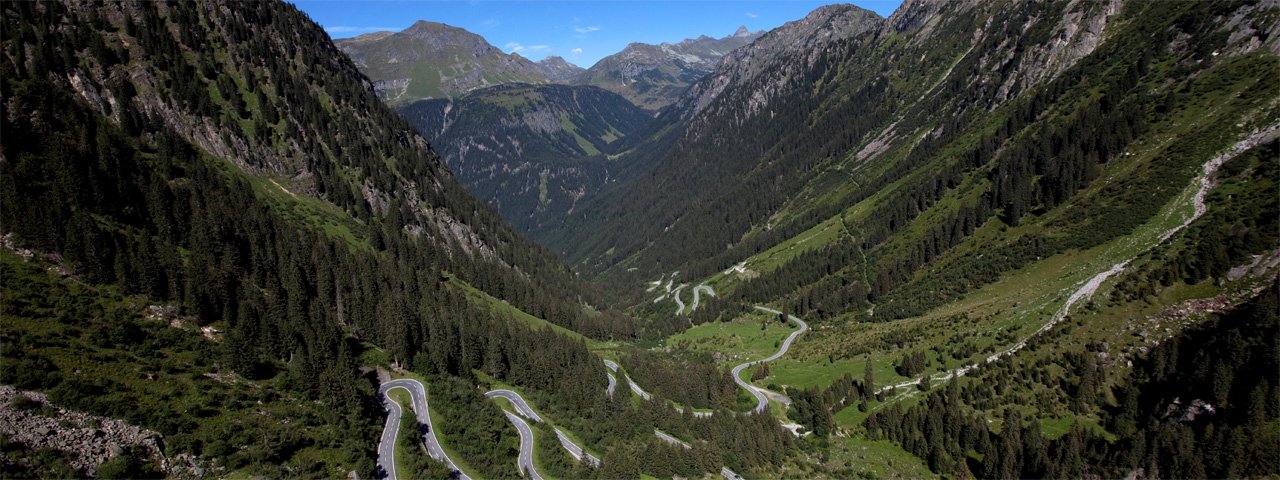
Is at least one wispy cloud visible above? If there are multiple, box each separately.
[745,12,759,18]
[573,26,600,34]
[504,42,549,54]
[571,47,583,56]
[325,25,399,34]
[480,19,500,29]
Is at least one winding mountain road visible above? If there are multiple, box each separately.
[654,429,691,449]
[375,125,1278,479]
[554,427,601,467]
[731,306,809,413]
[501,410,543,480]
[487,388,601,471]
[673,284,688,315]
[875,123,1280,395]
[377,379,471,480]
[486,390,544,423]
[691,284,716,312]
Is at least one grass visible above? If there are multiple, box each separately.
[1039,415,1114,441]
[665,311,798,367]
[471,371,604,476]
[761,101,1256,393]
[780,437,936,479]
[559,112,600,155]
[242,172,368,250]
[0,250,374,478]
[385,370,483,480]
[445,277,618,351]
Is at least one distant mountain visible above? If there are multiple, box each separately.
[399,83,652,232]
[536,56,586,82]
[574,26,763,110]
[335,20,549,105]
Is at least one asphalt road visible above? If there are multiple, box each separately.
[378,379,471,480]
[377,389,403,480]
[653,429,691,449]
[487,388,601,470]
[485,390,544,423]
[501,410,544,480]
[555,427,601,467]
[728,306,810,413]
[691,284,716,312]
[625,373,652,400]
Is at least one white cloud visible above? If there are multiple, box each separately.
[325,25,399,34]
[573,26,600,34]
[504,43,548,54]
[480,19,500,28]
[571,48,583,56]
[745,12,759,18]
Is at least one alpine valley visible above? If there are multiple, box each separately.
[1,1,1278,480]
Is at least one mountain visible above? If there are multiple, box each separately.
[6,0,1280,478]
[335,20,550,105]
[552,0,1280,411]
[573,26,763,110]
[398,83,652,232]
[0,1,633,476]
[538,3,883,267]
[540,0,1279,477]
[536,55,586,82]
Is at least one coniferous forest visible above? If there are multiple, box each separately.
[1,0,1277,478]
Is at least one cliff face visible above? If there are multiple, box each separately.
[573,27,764,110]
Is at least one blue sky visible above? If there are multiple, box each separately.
[293,1,902,68]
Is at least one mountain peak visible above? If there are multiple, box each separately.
[535,55,585,82]
[335,20,548,104]
[733,25,751,37]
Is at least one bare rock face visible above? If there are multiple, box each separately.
[679,4,883,121]
[574,27,764,111]
[0,385,210,477]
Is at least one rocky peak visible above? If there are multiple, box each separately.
[677,3,883,118]
[401,20,492,54]
[575,27,764,110]
[536,55,586,82]
[336,20,549,103]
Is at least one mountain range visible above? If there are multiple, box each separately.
[2,0,1279,478]
[338,20,762,109]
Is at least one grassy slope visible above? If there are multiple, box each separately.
[0,250,374,477]
[632,19,1278,475]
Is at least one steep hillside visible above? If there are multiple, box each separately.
[574,26,763,110]
[399,83,652,231]
[539,3,884,271]
[0,0,631,476]
[539,1,1280,477]
[336,20,549,105]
